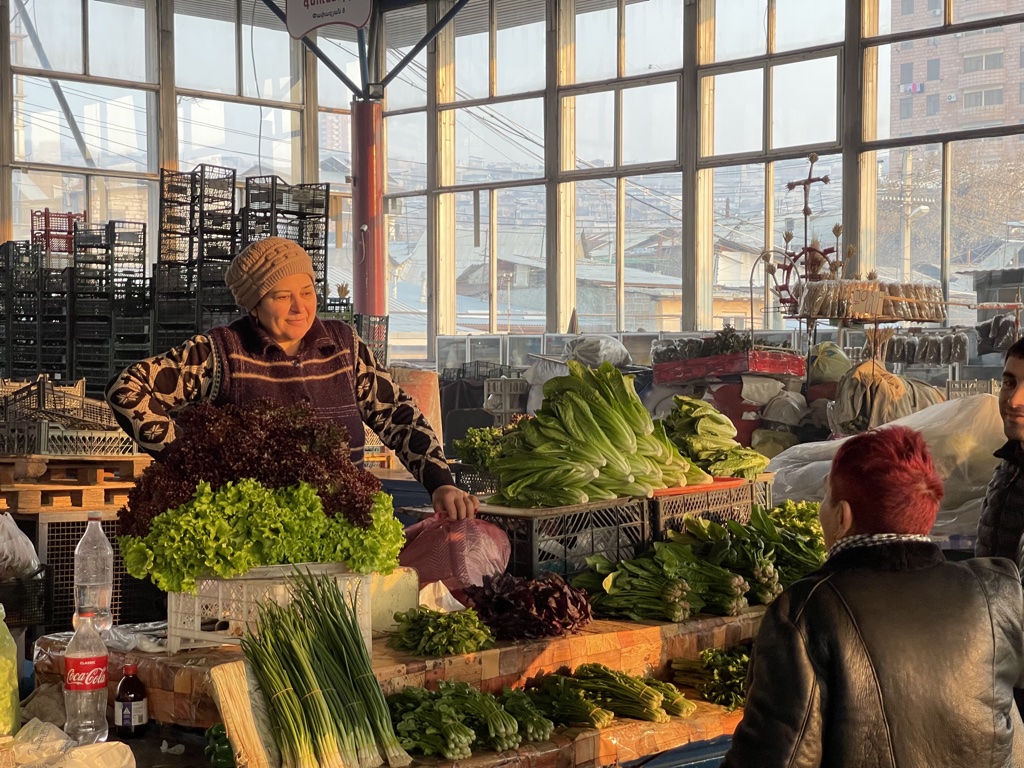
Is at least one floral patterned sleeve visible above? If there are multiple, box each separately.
[354,333,455,495]
[104,336,217,457]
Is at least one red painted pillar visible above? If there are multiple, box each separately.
[350,99,387,316]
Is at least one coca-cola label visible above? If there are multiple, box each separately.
[65,656,108,691]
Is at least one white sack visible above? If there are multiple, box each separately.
[769,394,1004,535]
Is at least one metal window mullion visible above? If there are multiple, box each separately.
[489,187,498,332]
[82,0,90,77]
[615,175,625,331]
[429,0,457,341]
[173,86,304,110]
[558,70,680,96]
[435,90,544,111]
[157,0,178,172]
[10,65,160,92]
[684,0,712,331]
[617,0,625,80]
[489,0,497,99]
[10,161,157,182]
[613,88,622,168]
[0,0,13,242]
[548,0,575,333]
[235,0,244,97]
[842,0,862,277]
[940,141,952,322]
[300,33,318,184]
[762,62,771,154]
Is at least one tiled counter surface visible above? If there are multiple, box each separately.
[34,609,766,732]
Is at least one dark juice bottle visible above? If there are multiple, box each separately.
[114,663,148,739]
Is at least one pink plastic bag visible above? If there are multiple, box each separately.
[399,515,511,600]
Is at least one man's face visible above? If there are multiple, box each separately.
[999,356,1024,441]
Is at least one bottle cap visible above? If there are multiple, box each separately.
[87,511,102,521]
[124,663,138,675]
[78,610,95,618]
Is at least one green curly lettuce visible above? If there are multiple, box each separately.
[120,480,402,593]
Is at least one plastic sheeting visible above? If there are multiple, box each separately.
[830,360,945,435]
[769,395,1004,535]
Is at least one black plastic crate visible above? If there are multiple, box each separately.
[352,314,389,367]
[0,566,52,628]
[477,498,650,579]
[452,462,501,496]
[650,481,754,538]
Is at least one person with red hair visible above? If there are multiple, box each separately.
[723,425,1024,768]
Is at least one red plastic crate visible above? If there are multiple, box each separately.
[653,350,806,384]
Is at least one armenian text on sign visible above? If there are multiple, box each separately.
[286,0,372,39]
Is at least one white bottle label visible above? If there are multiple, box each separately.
[119,699,148,727]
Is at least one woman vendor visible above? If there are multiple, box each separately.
[105,237,478,521]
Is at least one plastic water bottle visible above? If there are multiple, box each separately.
[63,611,109,745]
[74,511,113,632]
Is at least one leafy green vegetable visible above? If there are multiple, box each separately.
[499,688,554,742]
[120,480,404,593]
[770,499,824,541]
[672,646,751,711]
[750,505,826,587]
[389,607,494,657]
[452,426,505,472]
[662,396,770,480]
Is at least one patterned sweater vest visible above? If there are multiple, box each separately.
[209,316,367,464]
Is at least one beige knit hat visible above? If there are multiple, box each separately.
[225,237,317,312]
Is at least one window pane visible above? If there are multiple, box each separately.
[575,6,618,83]
[865,24,1019,142]
[326,193,354,298]
[388,196,428,360]
[625,0,684,77]
[624,173,683,333]
[497,0,545,94]
[10,0,83,73]
[11,169,87,241]
[772,58,837,148]
[175,2,237,93]
[775,0,844,52]
[704,0,767,63]
[385,112,427,193]
[319,112,352,187]
[715,163,767,329]
[14,76,152,172]
[773,154,843,251]
[568,91,614,171]
[454,99,544,184]
[707,69,764,156]
[242,8,301,102]
[89,0,149,82]
[575,179,618,332]
[317,30,361,109]
[385,6,428,110]
[88,176,157,267]
[623,82,678,165]
[178,99,300,183]
[454,191,491,331]
[949,137,1024,326]
[866,145,940,286]
[455,0,489,102]
[864,0,944,37]
[497,186,546,333]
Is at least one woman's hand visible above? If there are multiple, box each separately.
[432,485,480,521]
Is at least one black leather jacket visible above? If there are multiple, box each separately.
[977,441,1024,560]
[723,542,1024,768]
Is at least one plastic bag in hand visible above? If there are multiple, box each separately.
[400,515,511,600]
[0,511,40,581]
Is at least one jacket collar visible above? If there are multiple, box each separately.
[994,440,1024,465]
[235,315,338,357]
[818,540,944,574]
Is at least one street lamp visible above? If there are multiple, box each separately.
[902,205,930,281]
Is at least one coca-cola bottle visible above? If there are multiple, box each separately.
[74,512,114,632]
[64,611,109,745]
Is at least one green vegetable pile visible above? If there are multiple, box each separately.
[204,724,236,768]
[389,606,494,657]
[661,396,770,480]
[452,426,505,472]
[672,646,752,711]
[387,683,552,760]
[121,480,405,593]
[241,573,412,768]
[756,503,826,587]
[572,541,751,622]
[770,499,824,542]
[526,664,695,727]
[488,361,700,508]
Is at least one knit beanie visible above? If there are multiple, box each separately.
[225,237,317,312]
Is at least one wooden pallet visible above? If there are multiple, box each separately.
[0,481,136,514]
[0,454,151,486]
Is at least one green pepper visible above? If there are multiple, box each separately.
[204,724,235,768]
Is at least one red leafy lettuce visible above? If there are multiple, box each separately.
[464,573,593,640]
[119,400,381,538]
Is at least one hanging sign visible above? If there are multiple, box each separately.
[286,0,373,39]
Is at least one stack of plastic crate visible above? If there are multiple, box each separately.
[352,314,389,368]
[0,242,41,379]
[31,208,86,270]
[241,176,330,300]
[108,222,150,381]
[38,266,70,381]
[71,223,115,390]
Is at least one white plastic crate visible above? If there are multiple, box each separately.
[166,563,371,654]
[946,379,1001,399]
[483,378,529,426]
